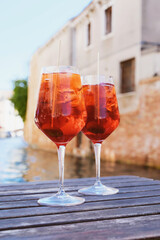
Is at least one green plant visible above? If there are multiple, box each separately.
[10,79,28,122]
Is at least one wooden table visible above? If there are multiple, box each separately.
[0,175,160,239]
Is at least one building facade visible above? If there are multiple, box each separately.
[24,0,160,167]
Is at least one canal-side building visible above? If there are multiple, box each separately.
[24,0,160,168]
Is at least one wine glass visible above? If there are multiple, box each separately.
[78,75,120,195]
[34,66,87,206]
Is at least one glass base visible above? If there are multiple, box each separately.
[38,191,85,206]
[78,181,119,196]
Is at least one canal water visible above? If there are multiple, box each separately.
[0,136,160,183]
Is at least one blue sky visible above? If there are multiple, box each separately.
[0,0,92,90]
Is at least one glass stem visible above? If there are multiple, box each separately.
[57,145,65,194]
[94,143,101,184]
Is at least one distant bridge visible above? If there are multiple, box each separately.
[0,129,23,138]
[11,128,23,133]
[10,129,23,137]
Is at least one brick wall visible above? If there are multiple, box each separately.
[101,76,160,168]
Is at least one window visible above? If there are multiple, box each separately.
[120,58,135,93]
[86,22,91,46]
[104,6,112,35]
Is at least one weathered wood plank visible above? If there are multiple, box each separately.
[0,175,154,191]
[0,196,160,219]
[0,215,160,239]
[0,176,160,240]
[0,176,132,189]
[0,180,159,197]
[0,184,160,203]
[0,204,160,231]
[0,177,155,192]
[1,189,160,209]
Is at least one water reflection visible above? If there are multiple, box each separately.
[25,148,95,181]
[25,145,160,182]
[0,137,28,183]
[0,136,160,183]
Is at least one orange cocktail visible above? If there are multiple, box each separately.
[82,83,119,143]
[35,72,86,147]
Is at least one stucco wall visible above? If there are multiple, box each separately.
[140,49,160,79]
[142,0,160,43]
[74,0,141,92]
